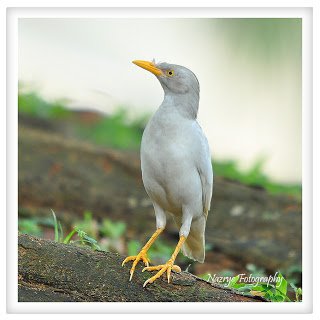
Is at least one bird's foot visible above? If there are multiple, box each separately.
[122,250,151,281]
[142,260,181,287]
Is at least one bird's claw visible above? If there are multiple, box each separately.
[142,261,181,287]
[122,250,151,281]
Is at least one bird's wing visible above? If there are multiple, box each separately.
[193,122,213,217]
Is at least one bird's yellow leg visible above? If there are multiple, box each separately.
[122,227,164,281]
[142,235,186,287]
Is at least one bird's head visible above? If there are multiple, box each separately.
[132,60,199,96]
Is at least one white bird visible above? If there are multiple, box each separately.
[122,60,213,287]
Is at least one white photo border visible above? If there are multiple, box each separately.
[3,3,317,316]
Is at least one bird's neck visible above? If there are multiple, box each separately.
[161,92,199,120]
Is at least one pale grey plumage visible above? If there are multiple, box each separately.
[140,61,213,263]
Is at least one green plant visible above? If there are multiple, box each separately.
[51,209,100,250]
[226,272,302,302]
[290,283,303,302]
[75,211,99,239]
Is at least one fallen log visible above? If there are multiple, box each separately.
[18,234,265,302]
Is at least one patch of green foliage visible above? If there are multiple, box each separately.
[214,159,301,198]
[18,89,148,150]
[225,273,302,302]
[70,210,127,252]
[76,108,147,149]
[198,263,302,302]
[18,90,72,119]
[18,219,43,237]
[100,217,126,239]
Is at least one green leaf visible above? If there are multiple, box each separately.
[236,285,254,293]
[83,234,98,244]
[250,284,269,292]
[256,283,275,291]
[263,291,272,300]
[63,229,77,244]
[230,282,246,289]
[227,275,240,288]
[276,272,287,296]
[58,221,64,242]
[273,294,285,302]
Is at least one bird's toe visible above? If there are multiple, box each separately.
[122,250,151,281]
[142,261,182,286]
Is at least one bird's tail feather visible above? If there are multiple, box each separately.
[173,215,206,263]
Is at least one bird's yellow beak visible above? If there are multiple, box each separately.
[132,60,163,76]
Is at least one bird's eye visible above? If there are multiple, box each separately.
[166,70,175,77]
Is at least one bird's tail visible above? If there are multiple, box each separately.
[173,215,206,263]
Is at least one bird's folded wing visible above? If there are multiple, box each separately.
[194,123,213,217]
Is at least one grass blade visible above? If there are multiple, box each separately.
[51,209,59,242]
[63,228,77,244]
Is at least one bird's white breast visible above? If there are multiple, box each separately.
[141,107,205,217]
